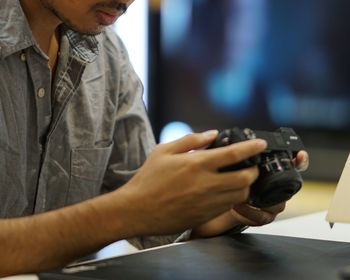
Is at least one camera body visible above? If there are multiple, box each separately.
[207,127,305,208]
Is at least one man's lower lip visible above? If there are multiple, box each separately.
[96,11,118,25]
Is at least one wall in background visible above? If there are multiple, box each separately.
[114,0,149,105]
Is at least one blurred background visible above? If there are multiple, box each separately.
[115,0,350,219]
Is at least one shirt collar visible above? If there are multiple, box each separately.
[61,26,102,64]
[0,0,36,59]
[0,0,101,63]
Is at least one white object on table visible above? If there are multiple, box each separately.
[245,211,350,243]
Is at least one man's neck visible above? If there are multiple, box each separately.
[20,0,61,69]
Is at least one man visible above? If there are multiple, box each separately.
[0,0,308,276]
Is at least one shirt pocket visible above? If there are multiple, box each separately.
[67,142,114,205]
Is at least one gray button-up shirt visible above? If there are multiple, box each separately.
[0,0,156,219]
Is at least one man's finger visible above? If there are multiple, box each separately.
[260,202,286,215]
[203,139,267,171]
[209,166,259,193]
[162,130,219,154]
[294,150,309,171]
[231,204,275,226]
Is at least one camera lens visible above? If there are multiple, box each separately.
[249,153,303,208]
[207,127,305,208]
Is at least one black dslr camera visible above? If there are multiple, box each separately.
[207,127,305,208]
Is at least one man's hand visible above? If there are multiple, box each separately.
[192,150,309,238]
[192,202,286,237]
[118,130,267,237]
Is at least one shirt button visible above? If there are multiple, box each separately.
[37,88,46,98]
[20,53,27,62]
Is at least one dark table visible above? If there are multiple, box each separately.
[39,233,350,280]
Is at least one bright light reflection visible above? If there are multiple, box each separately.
[160,122,194,143]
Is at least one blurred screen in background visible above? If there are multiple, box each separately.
[151,0,350,180]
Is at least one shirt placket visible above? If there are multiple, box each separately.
[24,48,53,213]
[25,49,53,145]
[34,54,87,213]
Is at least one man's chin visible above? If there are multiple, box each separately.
[80,30,104,36]
[64,24,105,36]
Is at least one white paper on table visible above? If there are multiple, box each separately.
[326,153,350,225]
